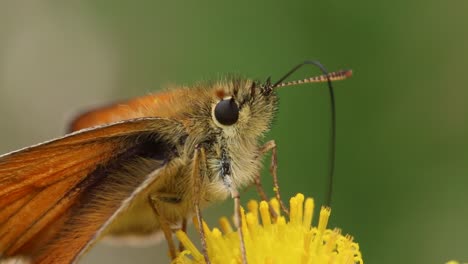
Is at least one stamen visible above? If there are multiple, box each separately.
[246,213,258,237]
[175,230,204,261]
[302,231,314,264]
[269,198,281,218]
[315,207,332,253]
[318,207,331,234]
[247,200,259,221]
[303,198,314,230]
[259,201,272,228]
[219,217,233,234]
[289,197,298,225]
[295,193,305,225]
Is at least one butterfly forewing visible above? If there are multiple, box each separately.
[0,118,185,263]
[68,90,186,132]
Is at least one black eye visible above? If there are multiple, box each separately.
[214,98,239,126]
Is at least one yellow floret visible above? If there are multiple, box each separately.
[173,193,363,264]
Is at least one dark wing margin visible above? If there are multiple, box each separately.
[0,118,186,263]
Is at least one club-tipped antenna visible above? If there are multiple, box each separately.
[274,69,352,88]
[273,61,352,207]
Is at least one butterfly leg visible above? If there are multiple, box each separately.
[253,173,279,219]
[230,187,248,264]
[179,217,187,252]
[191,146,211,264]
[148,196,178,260]
[253,173,269,202]
[252,140,278,203]
[257,140,289,215]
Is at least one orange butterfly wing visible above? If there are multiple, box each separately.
[69,89,188,132]
[0,118,185,263]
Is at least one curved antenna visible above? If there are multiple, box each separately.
[273,61,350,207]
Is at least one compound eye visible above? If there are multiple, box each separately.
[214,98,239,126]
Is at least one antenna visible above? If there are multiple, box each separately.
[275,69,352,88]
[274,61,352,207]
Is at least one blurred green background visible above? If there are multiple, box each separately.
[1,1,467,263]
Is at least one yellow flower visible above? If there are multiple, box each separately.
[173,193,363,264]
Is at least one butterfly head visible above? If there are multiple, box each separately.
[204,77,278,139]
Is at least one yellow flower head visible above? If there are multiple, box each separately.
[173,193,363,264]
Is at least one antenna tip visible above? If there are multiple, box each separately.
[344,69,353,78]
